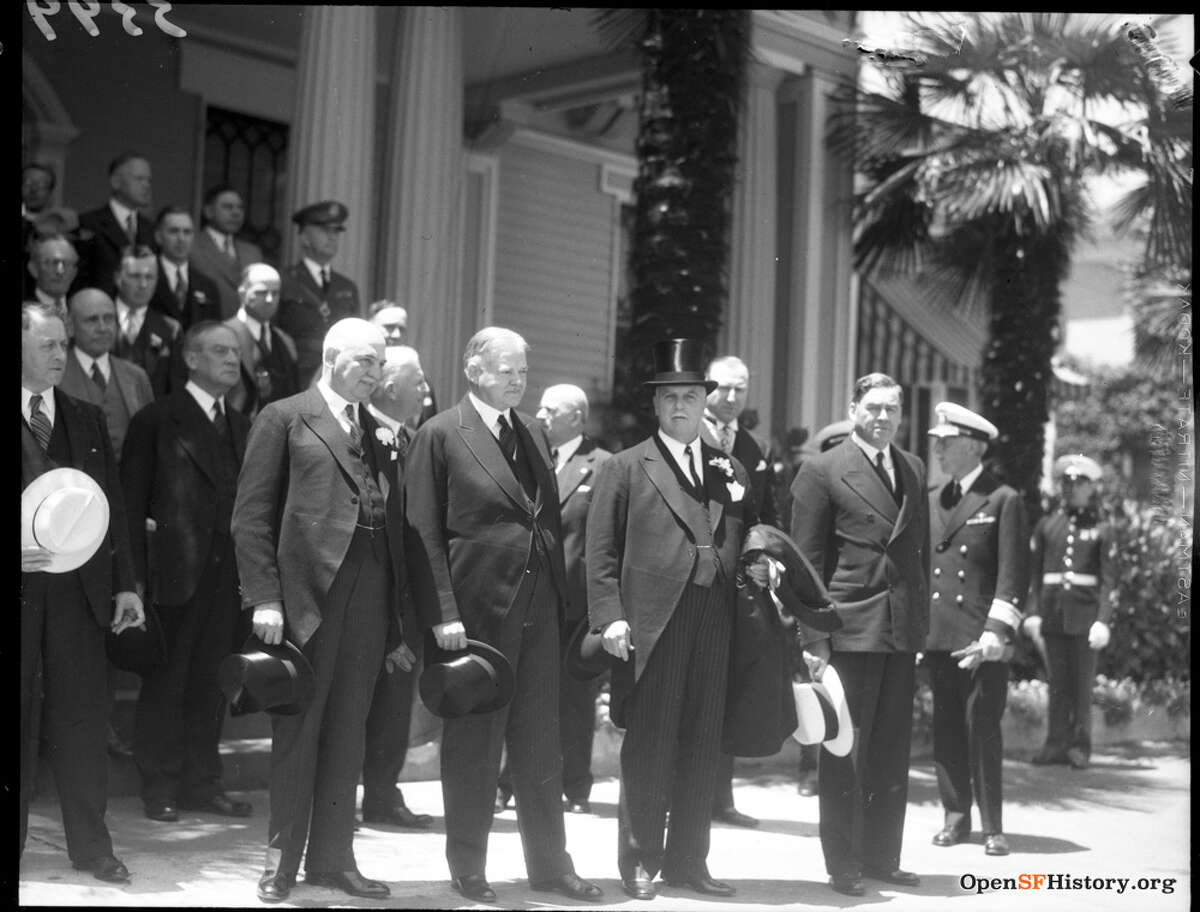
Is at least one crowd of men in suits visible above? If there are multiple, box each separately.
[22,153,1119,903]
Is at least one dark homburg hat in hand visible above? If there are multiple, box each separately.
[218,635,315,716]
[564,616,620,682]
[643,338,717,392]
[419,635,515,718]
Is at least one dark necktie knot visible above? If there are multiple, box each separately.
[873,449,897,498]
[29,393,52,451]
[943,479,962,509]
[320,267,331,292]
[345,404,362,448]
[91,363,107,392]
[683,444,705,497]
[496,413,516,460]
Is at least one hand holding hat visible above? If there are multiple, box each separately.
[22,468,111,573]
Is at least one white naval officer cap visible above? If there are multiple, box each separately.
[927,402,998,442]
[1052,453,1103,482]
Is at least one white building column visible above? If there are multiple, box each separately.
[285,6,377,300]
[780,68,857,431]
[725,63,784,441]
[380,6,466,402]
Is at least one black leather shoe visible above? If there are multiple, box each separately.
[932,825,969,846]
[144,801,179,822]
[563,798,592,814]
[257,869,292,903]
[452,874,497,902]
[493,789,512,813]
[665,869,736,896]
[305,870,390,899]
[985,834,1011,856]
[363,804,434,828]
[829,872,865,896]
[180,793,252,818]
[863,866,921,887]
[1066,747,1090,769]
[73,855,130,883]
[797,772,818,797]
[713,806,759,828]
[532,872,604,901]
[621,865,656,900]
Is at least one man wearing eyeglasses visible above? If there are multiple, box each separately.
[27,235,80,311]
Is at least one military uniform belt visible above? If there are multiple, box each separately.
[1043,572,1098,587]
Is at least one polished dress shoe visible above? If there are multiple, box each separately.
[532,872,604,901]
[863,866,921,887]
[1031,748,1069,765]
[932,825,969,846]
[796,772,818,797]
[144,801,179,822]
[256,869,292,903]
[73,855,131,883]
[493,789,512,813]
[829,872,865,896]
[452,874,497,902]
[180,793,252,817]
[713,806,759,828]
[1066,747,1090,769]
[363,804,433,829]
[985,833,1011,856]
[621,865,656,900]
[563,798,592,814]
[665,868,736,897]
[305,870,390,899]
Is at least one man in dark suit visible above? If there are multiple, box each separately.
[368,300,438,426]
[586,339,760,901]
[190,185,266,320]
[149,206,221,328]
[111,245,182,399]
[121,322,254,824]
[404,327,603,905]
[925,402,1028,858]
[27,234,81,311]
[360,345,431,830]
[78,152,156,296]
[223,263,301,419]
[790,372,930,897]
[21,303,144,883]
[700,354,776,830]
[496,384,612,814]
[232,318,403,903]
[278,201,361,388]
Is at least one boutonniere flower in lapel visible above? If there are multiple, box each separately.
[579,466,591,478]
[149,332,164,350]
[709,455,744,502]
[374,426,399,460]
[194,290,207,303]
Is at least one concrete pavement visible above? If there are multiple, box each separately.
[18,742,1189,911]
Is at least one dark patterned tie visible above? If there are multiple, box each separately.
[91,364,107,392]
[344,404,362,450]
[683,444,704,496]
[496,413,516,461]
[175,270,188,313]
[125,213,137,244]
[29,393,52,451]
[212,400,229,439]
[875,450,895,497]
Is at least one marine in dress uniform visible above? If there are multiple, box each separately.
[1023,455,1118,770]
[924,403,1029,858]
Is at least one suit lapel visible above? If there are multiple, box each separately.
[358,407,393,501]
[512,414,552,513]
[455,397,528,510]
[939,474,993,540]
[298,388,361,487]
[699,442,727,534]
[170,392,223,484]
[99,208,130,254]
[839,440,899,522]
[558,438,596,502]
[640,439,713,544]
[888,449,921,542]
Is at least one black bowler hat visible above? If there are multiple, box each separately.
[218,635,315,716]
[419,636,515,719]
[564,616,620,682]
[643,339,717,393]
[291,200,349,230]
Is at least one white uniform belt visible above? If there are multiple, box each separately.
[1043,572,1098,587]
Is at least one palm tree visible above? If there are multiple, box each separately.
[832,12,1192,511]
[593,9,751,443]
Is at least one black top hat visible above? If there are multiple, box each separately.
[564,616,619,682]
[419,636,515,719]
[643,339,717,393]
[218,635,315,717]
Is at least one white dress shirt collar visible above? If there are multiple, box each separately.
[317,378,358,434]
[185,379,222,418]
[469,391,510,440]
[109,198,137,232]
[553,434,583,470]
[73,347,111,380]
[236,307,266,341]
[35,287,65,308]
[703,410,738,436]
[657,429,704,481]
[303,257,331,287]
[957,463,985,494]
[22,386,56,425]
[160,257,186,290]
[851,432,893,469]
[205,226,234,252]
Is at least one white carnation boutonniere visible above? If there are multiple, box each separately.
[148,332,164,350]
[709,455,744,502]
[374,426,399,460]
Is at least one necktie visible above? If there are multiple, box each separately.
[946,479,962,508]
[719,424,735,454]
[223,234,236,259]
[496,413,516,461]
[29,394,53,450]
[320,267,331,293]
[344,404,362,449]
[550,447,560,471]
[175,269,188,311]
[91,364,107,392]
[259,324,272,354]
[683,444,704,496]
[123,309,142,344]
[874,451,895,496]
[125,212,137,244]
[212,400,229,438]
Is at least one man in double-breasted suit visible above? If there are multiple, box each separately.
[190,185,266,320]
[21,303,144,883]
[790,372,930,897]
[404,327,603,905]
[924,403,1028,858]
[232,318,404,903]
[148,206,222,328]
[77,152,157,296]
[587,339,759,901]
[121,322,254,824]
[223,263,301,419]
[277,201,361,388]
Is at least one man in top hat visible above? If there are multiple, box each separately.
[789,372,929,897]
[223,263,301,419]
[190,185,266,320]
[925,403,1029,857]
[404,327,603,904]
[121,322,253,824]
[586,338,761,900]
[78,152,157,296]
[21,302,144,884]
[277,200,361,388]
[1024,454,1117,771]
[232,318,405,903]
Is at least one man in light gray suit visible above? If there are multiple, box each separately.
[189,185,265,320]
